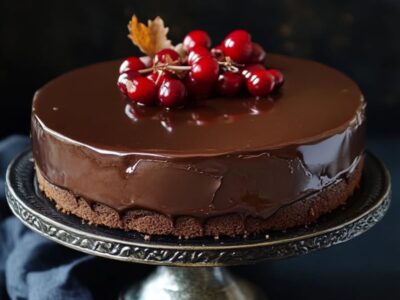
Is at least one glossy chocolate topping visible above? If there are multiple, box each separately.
[31,54,365,219]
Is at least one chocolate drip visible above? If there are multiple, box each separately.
[31,54,365,219]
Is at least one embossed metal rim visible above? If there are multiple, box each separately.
[5,150,391,266]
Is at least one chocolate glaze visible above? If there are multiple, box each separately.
[31,54,365,219]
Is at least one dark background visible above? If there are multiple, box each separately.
[1,2,400,299]
[1,0,400,138]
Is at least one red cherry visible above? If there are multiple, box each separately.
[126,76,157,105]
[117,71,139,94]
[249,43,266,64]
[246,70,275,97]
[211,44,224,54]
[140,56,153,68]
[188,46,212,65]
[147,72,172,88]
[155,48,180,64]
[118,76,128,93]
[119,57,146,74]
[184,73,214,99]
[147,72,160,85]
[267,69,285,89]
[191,57,219,83]
[222,30,253,63]
[211,44,225,59]
[216,72,243,96]
[183,30,212,51]
[159,78,187,107]
[241,64,266,79]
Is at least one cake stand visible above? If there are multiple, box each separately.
[5,150,391,300]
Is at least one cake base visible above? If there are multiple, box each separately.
[36,159,363,239]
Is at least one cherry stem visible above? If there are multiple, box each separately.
[138,59,244,75]
[219,57,244,73]
[138,64,191,74]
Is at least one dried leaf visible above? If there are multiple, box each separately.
[128,15,172,57]
[174,43,188,64]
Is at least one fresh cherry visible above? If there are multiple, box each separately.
[126,76,157,105]
[246,70,275,97]
[216,72,243,96]
[147,72,172,88]
[119,57,146,74]
[191,57,219,83]
[184,73,214,99]
[222,30,253,63]
[267,69,284,89]
[248,43,266,64]
[211,44,225,60]
[188,45,212,65]
[140,56,153,68]
[211,44,224,54]
[155,48,180,64]
[159,78,187,107]
[241,64,266,79]
[183,30,212,51]
[117,71,139,94]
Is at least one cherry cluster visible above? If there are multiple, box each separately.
[118,30,284,107]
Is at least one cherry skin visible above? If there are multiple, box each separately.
[159,78,187,107]
[188,45,212,65]
[183,30,211,51]
[191,57,219,84]
[248,43,266,64]
[222,30,253,63]
[155,48,180,64]
[126,76,157,105]
[117,75,128,93]
[246,70,275,97]
[147,72,172,88]
[216,72,244,96]
[267,69,284,89]
[140,56,153,68]
[241,64,266,79]
[184,73,214,99]
[119,57,146,74]
[211,44,224,54]
[117,71,139,94]
[211,44,225,59]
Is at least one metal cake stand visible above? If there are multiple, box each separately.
[5,150,391,300]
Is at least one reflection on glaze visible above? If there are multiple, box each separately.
[32,54,364,155]
[125,98,275,132]
[31,54,365,219]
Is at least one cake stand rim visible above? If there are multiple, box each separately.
[5,149,391,266]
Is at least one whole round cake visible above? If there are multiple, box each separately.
[31,18,365,238]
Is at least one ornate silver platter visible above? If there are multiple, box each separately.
[5,150,391,300]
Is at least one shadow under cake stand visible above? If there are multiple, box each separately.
[5,150,391,300]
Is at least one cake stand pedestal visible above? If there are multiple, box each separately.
[5,150,391,300]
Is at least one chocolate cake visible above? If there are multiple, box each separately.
[31,54,365,238]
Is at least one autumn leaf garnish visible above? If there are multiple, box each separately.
[128,15,172,58]
[173,43,188,63]
[121,17,284,108]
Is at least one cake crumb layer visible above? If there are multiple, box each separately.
[36,158,363,239]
